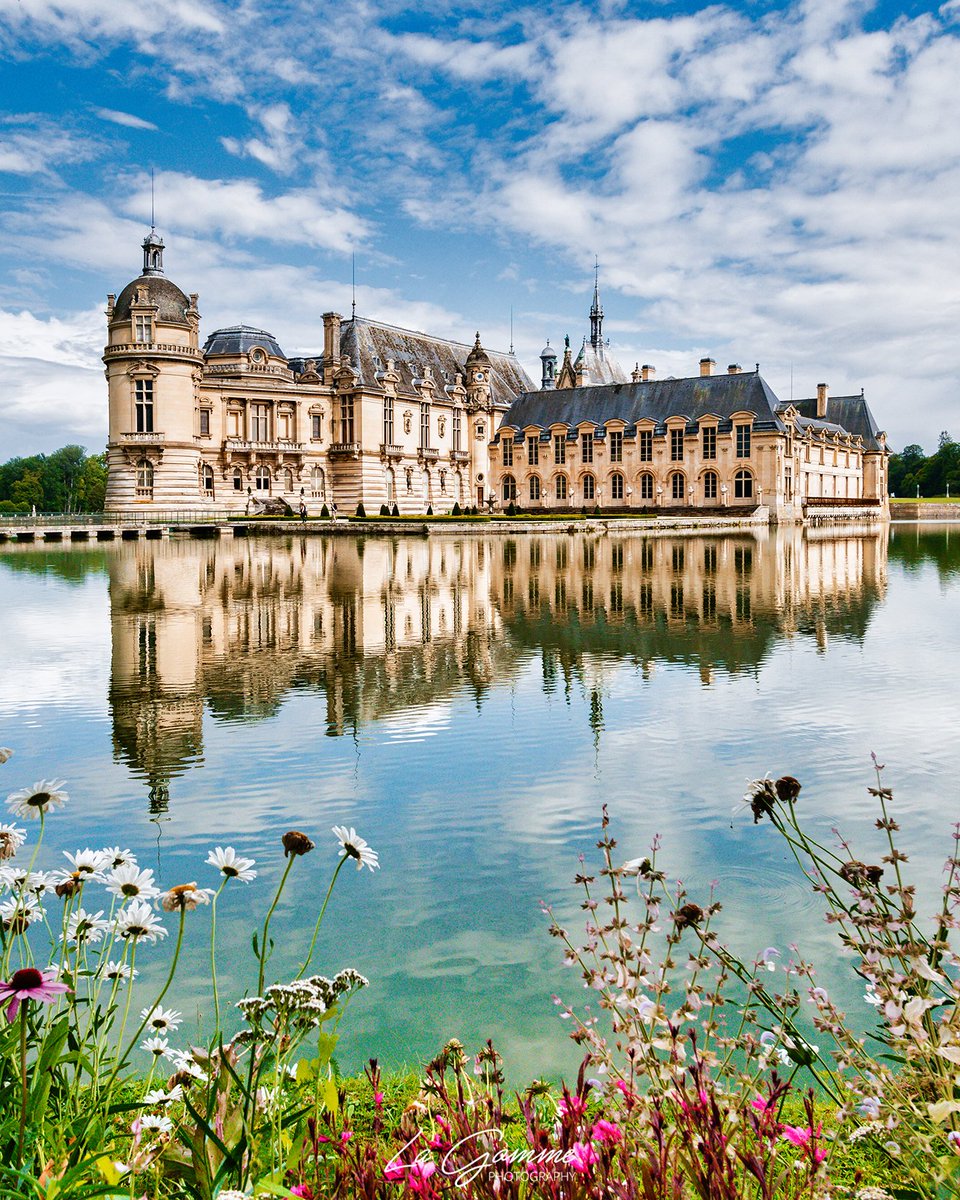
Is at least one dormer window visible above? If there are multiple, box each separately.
[251,348,266,365]
[134,315,153,343]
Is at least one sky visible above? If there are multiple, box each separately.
[1,0,959,458]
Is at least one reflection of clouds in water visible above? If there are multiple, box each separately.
[381,702,452,745]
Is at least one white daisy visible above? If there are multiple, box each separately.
[135,1112,173,1136]
[141,1035,170,1057]
[0,866,54,896]
[102,961,138,983]
[206,846,257,883]
[7,779,69,819]
[0,894,43,931]
[161,883,214,912]
[332,826,380,872]
[106,863,160,901]
[0,823,26,862]
[140,1005,182,1033]
[143,1084,183,1106]
[66,907,111,946]
[62,849,112,879]
[116,900,167,943]
[101,846,137,869]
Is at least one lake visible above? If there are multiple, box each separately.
[0,523,957,1081]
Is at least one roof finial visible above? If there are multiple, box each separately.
[589,256,603,350]
[509,305,514,355]
[351,252,356,320]
[150,165,155,232]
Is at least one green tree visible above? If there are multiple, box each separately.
[10,469,44,510]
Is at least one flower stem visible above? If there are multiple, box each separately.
[16,1001,28,1168]
[209,878,228,1034]
[296,857,346,980]
[256,855,296,998]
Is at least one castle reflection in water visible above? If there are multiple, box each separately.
[105,528,887,810]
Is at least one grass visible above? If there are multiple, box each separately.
[890,496,960,504]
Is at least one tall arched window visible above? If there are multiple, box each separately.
[502,474,517,503]
[283,468,294,493]
[529,475,541,503]
[200,464,214,495]
[671,472,685,500]
[734,469,754,499]
[582,474,595,501]
[610,472,624,500]
[639,472,654,501]
[555,474,568,501]
[311,465,325,497]
[232,467,243,492]
[135,458,154,498]
[703,470,718,500]
[255,465,271,492]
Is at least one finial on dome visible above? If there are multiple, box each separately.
[142,229,164,277]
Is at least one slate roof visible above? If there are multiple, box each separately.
[574,341,628,386]
[336,316,534,409]
[497,371,787,438]
[112,274,192,325]
[203,326,287,359]
[787,395,885,451]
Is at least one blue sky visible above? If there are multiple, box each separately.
[1,0,959,456]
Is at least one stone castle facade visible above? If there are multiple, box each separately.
[104,231,533,514]
[104,231,888,522]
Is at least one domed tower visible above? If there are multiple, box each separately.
[539,339,557,390]
[463,333,494,508]
[103,230,204,511]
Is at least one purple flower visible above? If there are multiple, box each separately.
[0,967,70,1022]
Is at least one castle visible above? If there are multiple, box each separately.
[104,231,888,522]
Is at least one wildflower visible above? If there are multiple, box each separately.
[774,775,801,802]
[282,830,315,857]
[206,846,257,882]
[857,1096,881,1119]
[569,1141,599,1174]
[0,823,25,861]
[743,776,777,823]
[66,907,111,946]
[840,861,883,887]
[55,873,83,899]
[0,748,12,764]
[407,1162,436,1194]
[140,1005,182,1033]
[116,900,167,943]
[760,947,780,972]
[106,863,160,901]
[161,882,214,911]
[102,961,137,983]
[132,1113,173,1137]
[62,848,112,878]
[333,825,380,871]
[143,1084,183,1105]
[141,1036,170,1057]
[591,1118,623,1144]
[782,1124,827,1163]
[0,966,70,1021]
[675,902,703,930]
[3,867,55,896]
[559,1093,588,1119]
[102,846,136,869]
[7,778,69,819]
[0,895,42,933]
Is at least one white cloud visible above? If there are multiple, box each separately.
[92,107,159,132]
[0,114,102,176]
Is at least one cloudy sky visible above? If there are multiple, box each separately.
[1,0,958,457]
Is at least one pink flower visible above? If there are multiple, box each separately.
[568,1141,599,1174]
[374,1090,385,1106]
[0,967,70,1022]
[383,1162,405,1181]
[781,1123,821,1148]
[614,1079,636,1103]
[559,1094,588,1120]
[290,1187,314,1198]
[341,1130,352,1144]
[591,1118,623,1145]
[407,1161,436,1194]
[751,1096,774,1113]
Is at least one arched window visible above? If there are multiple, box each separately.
[529,475,541,502]
[255,465,271,492]
[283,468,294,493]
[610,472,624,500]
[582,474,595,501]
[703,470,718,500]
[385,467,396,505]
[233,467,243,492]
[639,472,654,501]
[200,464,214,495]
[135,458,154,498]
[734,469,754,499]
[502,474,517,503]
[671,472,685,501]
[311,465,325,497]
[555,474,568,501]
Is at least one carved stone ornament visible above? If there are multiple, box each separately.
[438,416,446,438]
[126,361,160,378]
[403,410,413,434]
[475,422,486,441]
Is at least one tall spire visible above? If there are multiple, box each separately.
[589,256,603,350]
[141,167,164,275]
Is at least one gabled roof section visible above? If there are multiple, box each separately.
[337,316,534,409]
[787,395,885,451]
[498,372,787,435]
[574,341,628,386]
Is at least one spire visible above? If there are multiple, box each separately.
[589,256,603,350]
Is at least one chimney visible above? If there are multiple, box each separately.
[699,357,715,377]
[631,363,642,383]
[727,363,742,375]
[322,311,342,382]
[816,382,828,418]
[641,364,655,382]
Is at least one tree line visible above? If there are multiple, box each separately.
[888,432,960,499]
[0,446,107,514]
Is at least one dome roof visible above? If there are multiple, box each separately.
[464,331,491,366]
[203,325,286,360]
[540,341,557,359]
[112,274,192,325]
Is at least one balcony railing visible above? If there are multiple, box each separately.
[418,446,439,461]
[224,439,304,453]
[328,442,361,455]
[380,443,404,458]
[449,450,469,463]
[105,342,203,360]
[119,431,165,443]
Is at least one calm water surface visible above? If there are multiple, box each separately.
[1,524,958,1080]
